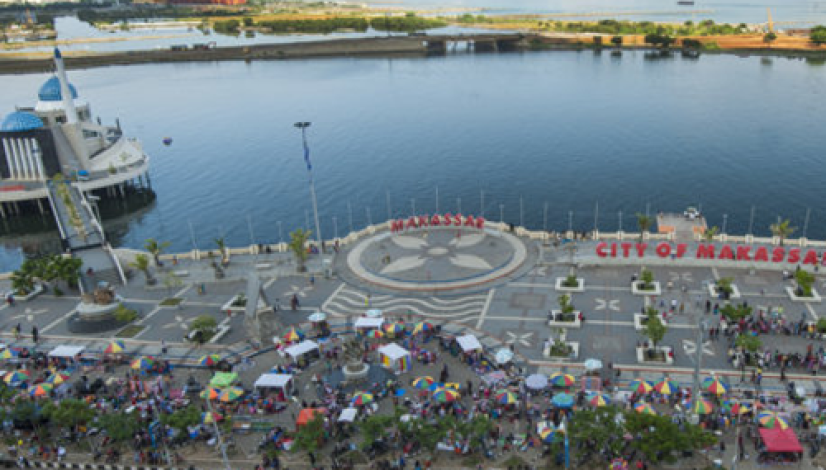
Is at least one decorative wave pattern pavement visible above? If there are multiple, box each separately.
[322,284,487,321]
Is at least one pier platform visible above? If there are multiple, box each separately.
[656,211,707,241]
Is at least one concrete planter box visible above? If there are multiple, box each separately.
[7,283,45,302]
[635,346,674,365]
[543,341,579,361]
[548,310,582,329]
[634,313,669,331]
[786,287,822,303]
[555,277,585,293]
[222,294,268,313]
[632,281,661,296]
[708,283,741,300]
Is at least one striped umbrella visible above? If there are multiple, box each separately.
[703,376,730,395]
[654,379,679,395]
[384,322,406,336]
[494,389,518,405]
[443,383,461,391]
[758,412,789,429]
[689,399,714,415]
[364,329,384,339]
[351,392,375,406]
[538,427,556,443]
[45,373,71,385]
[199,354,223,367]
[282,327,305,343]
[218,386,245,403]
[629,380,654,394]
[104,340,126,354]
[201,412,223,424]
[0,349,20,360]
[412,376,435,389]
[29,383,53,397]
[552,393,575,408]
[588,393,611,407]
[200,386,222,400]
[3,370,31,384]
[634,403,656,415]
[131,356,155,371]
[412,321,434,335]
[432,388,460,403]
[549,373,575,387]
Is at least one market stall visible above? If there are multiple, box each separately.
[758,427,804,465]
[284,340,320,365]
[456,334,482,353]
[296,407,326,430]
[48,345,88,370]
[354,317,384,332]
[377,343,411,374]
[254,373,294,400]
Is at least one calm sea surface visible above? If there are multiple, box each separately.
[0,51,825,268]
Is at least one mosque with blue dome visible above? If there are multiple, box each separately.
[0,48,150,218]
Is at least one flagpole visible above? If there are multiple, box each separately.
[295,122,323,253]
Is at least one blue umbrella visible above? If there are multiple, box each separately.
[552,392,574,408]
[395,388,406,397]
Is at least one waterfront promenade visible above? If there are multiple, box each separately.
[2,220,826,468]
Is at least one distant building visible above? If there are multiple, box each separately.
[167,0,246,5]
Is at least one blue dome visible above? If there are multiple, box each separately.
[1,112,44,132]
[38,76,78,102]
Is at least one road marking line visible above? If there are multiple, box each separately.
[174,285,192,298]
[806,303,818,321]
[41,309,77,333]
[322,283,346,314]
[476,288,496,329]
[711,267,720,281]
[508,282,553,288]
[264,278,277,289]
[138,307,163,325]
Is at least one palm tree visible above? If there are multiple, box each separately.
[702,226,719,242]
[770,219,796,246]
[636,213,652,239]
[289,228,312,272]
[214,237,229,265]
[144,238,170,267]
[129,253,155,285]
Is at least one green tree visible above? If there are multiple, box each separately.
[130,253,155,286]
[811,25,826,45]
[114,304,138,323]
[720,303,752,321]
[639,268,654,290]
[43,398,96,433]
[716,277,734,298]
[98,411,141,448]
[735,333,762,353]
[191,315,217,341]
[144,238,170,267]
[557,294,575,315]
[624,412,716,463]
[795,269,816,297]
[293,412,325,454]
[288,228,311,272]
[611,35,623,47]
[160,405,200,433]
[358,414,393,449]
[570,405,625,461]
[763,32,777,47]
[214,237,229,264]
[636,213,652,238]
[770,219,796,246]
[703,226,718,241]
[642,307,666,350]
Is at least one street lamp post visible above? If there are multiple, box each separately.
[295,122,323,253]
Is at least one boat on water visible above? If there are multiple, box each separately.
[677,0,695,5]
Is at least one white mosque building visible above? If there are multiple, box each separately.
[0,48,150,218]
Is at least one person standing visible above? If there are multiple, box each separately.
[31,326,38,343]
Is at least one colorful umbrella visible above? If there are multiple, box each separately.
[526,374,549,390]
[412,376,435,389]
[3,370,31,384]
[104,340,126,354]
[588,393,611,407]
[494,389,518,405]
[549,373,575,387]
[552,393,575,408]
[538,427,557,443]
[199,354,223,367]
[758,412,789,429]
[689,399,714,415]
[726,401,753,415]
[634,403,656,415]
[384,322,406,336]
[443,383,461,391]
[45,373,70,385]
[29,384,53,397]
[432,388,460,403]
[703,376,730,395]
[352,392,375,406]
[654,379,679,395]
[131,356,155,371]
[0,348,20,359]
[218,387,245,402]
[308,312,327,323]
[629,380,654,394]
[610,458,629,470]
[282,327,305,343]
[200,386,222,400]
[201,412,223,424]
[210,372,238,388]
[412,321,434,335]
[364,329,384,339]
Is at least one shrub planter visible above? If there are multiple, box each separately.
[635,346,674,365]
[548,310,582,329]
[7,283,45,302]
[555,277,585,293]
[631,281,661,296]
[222,293,267,313]
[708,283,741,300]
[786,287,822,303]
[634,313,669,331]
[543,341,579,361]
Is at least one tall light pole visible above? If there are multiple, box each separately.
[295,122,323,253]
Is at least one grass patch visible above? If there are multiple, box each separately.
[160,297,183,306]
[115,325,145,338]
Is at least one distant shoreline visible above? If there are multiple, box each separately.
[0,33,824,75]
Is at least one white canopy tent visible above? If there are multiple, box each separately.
[456,334,482,353]
[284,340,319,361]
[48,345,85,358]
[377,343,411,374]
[354,317,384,329]
[338,407,358,422]
[254,373,294,395]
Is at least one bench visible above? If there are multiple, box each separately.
[255,263,272,270]
[173,270,190,277]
